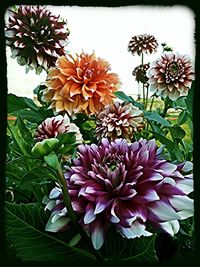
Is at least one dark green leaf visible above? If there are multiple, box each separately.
[102,226,157,262]
[169,125,186,141]
[173,97,187,110]
[16,108,54,124]
[144,111,171,127]
[57,132,76,146]
[7,94,38,113]
[114,91,144,109]
[5,202,95,262]
[185,81,194,117]
[122,235,157,262]
[178,110,189,125]
[16,115,33,145]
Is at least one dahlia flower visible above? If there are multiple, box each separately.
[147,52,195,100]
[44,138,193,250]
[128,34,158,56]
[95,101,144,142]
[35,114,83,143]
[42,52,120,116]
[5,5,69,73]
[132,63,150,84]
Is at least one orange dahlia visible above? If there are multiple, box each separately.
[42,52,120,116]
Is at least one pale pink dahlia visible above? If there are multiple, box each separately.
[44,138,193,250]
[128,34,158,56]
[5,5,69,73]
[95,101,144,142]
[147,52,195,100]
[35,114,82,143]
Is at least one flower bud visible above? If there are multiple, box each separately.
[31,138,59,157]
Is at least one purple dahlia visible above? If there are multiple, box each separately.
[44,138,193,250]
[5,5,70,73]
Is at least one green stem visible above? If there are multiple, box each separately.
[149,95,155,112]
[57,164,105,262]
[145,85,149,109]
[141,53,145,106]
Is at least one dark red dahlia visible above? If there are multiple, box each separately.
[128,34,158,56]
[5,5,70,73]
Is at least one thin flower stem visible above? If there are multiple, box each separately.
[145,85,149,109]
[57,164,105,261]
[149,95,155,112]
[141,53,145,106]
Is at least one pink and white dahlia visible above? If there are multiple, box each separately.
[35,114,83,143]
[96,101,144,142]
[44,138,193,250]
[147,52,195,100]
[128,34,158,56]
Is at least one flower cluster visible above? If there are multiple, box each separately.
[35,114,83,143]
[42,52,120,116]
[128,34,158,56]
[147,52,195,100]
[5,5,69,73]
[45,138,193,250]
[96,101,144,142]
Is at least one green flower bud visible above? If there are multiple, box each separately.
[31,138,59,157]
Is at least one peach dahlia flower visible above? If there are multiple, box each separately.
[42,52,120,116]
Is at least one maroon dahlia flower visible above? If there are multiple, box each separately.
[132,63,150,84]
[5,5,70,73]
[44,138,193,250]
[128,34,158,56]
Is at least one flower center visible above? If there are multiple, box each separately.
[168,62,179,77]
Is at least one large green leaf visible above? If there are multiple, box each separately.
[5,202,95,262]
[114,91,144,109]
[122,235,157,262]
[101,227,157,262]
[7,94,39,113]
[144,111,171,127]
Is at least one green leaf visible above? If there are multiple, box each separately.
[185,81,194,117]
[122,235,157,262]
[16,115,33,145]
[173,97,187,110]
[7,94,38,113]
[102,227,157,262]
[178,110,189,125]
[5,202,95,262]
[169,125,186,141]
[57,132,76,146]
[82,120,96,131]
[144,111,171,127]
[114,91,144,109]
